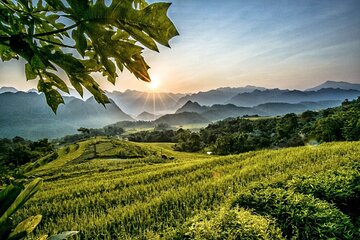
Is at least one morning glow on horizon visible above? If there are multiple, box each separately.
[0,0,359,93]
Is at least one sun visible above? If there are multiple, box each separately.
[149,75,160,90]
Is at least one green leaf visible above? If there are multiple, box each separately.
[72,28,87,57]
[0,184,22,218]
[38,80,64,113]
[25,63,37,80]
[44,71,69,93]
[72,73,110,105]
[120,24,159,52]
[0,44,17,61]
[100,57,117,84]
[68,75,84,98]
[0,178,43,225]
[48,231,79,240]
[30,54,46,70]
[8,215,42,240]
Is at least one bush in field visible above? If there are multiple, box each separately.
[232,187,355,240]
[176,208,284,240]
[285,165,360,206]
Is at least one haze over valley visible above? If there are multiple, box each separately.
[1,80,359,139]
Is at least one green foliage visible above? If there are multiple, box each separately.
[312,99,360,142]
[128,129,177,142]
[0,137,54,174]
[173,129,202,152]
[199,98,360,155]
[0,0,178,112]
[177,208,284,240]
[282,162,360,223]
[232,187,356,240]
[285,164,360,204]
[0,178,43,240]
[12,140,360,239]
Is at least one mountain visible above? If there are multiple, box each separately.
[0,92,133,139]
[154,112,210,126]
[0,86,18,93]
[175,100,210,114]
[201,104,263,121]
[175,86,267,107]
[306,81,360,91]
[106,90,186,115]
[136,112,161,121]
[174,99,343,121]
[254,100,342,116]
[228,88,360,107]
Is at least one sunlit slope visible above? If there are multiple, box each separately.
[17,140,360,239]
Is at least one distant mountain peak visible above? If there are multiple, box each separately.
[136,111,160,121]
[306,81,360,91]
[0,86,18,93]
[176,100,209,114]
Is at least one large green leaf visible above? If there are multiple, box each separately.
[48,231,79,240]
[0,0,178,111]
[8,215,42,240]
[0,178,43,225]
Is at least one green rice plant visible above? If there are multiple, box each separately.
[232,187,356,240]
[12,141,360,239]
[175,207,284,240]
[0,179,78,240]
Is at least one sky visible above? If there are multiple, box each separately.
[0,0,360,93]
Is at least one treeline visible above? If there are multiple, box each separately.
[0,137,54,173]
[58,126,125,144]
[128,128,202,152]
[203,98,360,154]
[128,98,360,154]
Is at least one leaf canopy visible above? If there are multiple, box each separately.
[0,0,178,112]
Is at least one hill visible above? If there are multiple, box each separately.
[106,90,185,115]
[136,111,161,121]
[175,100,342,121]
[175,86,266,107]
[0,86,18,93]
[307,80,360,91]
[228,88,360,107]
[201,104,263,121]
[0,92,133,139]
[155,111,210,125]
[254,100,342,116]
[175,100,210,114]
[15,138,360,239]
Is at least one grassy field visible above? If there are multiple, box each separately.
[16,137,360,239]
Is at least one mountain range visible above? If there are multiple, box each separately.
[0,92,132,139]
[171,99,343,122]
[0,80,359,139]
[306,80,360,91]
[227,88,360,107]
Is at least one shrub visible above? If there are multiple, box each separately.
[285,166,360,209]
[232,187,355,239]
[176,208,284,240]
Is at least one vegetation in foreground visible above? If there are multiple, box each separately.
[9,138,360,239]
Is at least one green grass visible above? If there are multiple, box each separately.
[15,139,360,239]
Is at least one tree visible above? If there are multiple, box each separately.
[0,0,178,112]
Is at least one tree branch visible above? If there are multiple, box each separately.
[33,22,80,37]
[35,37,75,48]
